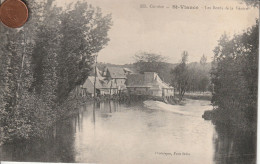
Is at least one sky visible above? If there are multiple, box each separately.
[56,0,258,64]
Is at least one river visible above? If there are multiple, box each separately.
[0,99,256,164]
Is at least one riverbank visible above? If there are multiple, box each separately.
[202,108,257,132]
[183,92,212,101]
[86,94,178,104]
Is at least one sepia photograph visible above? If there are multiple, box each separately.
[0,0,259,163]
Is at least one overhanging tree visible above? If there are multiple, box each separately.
[56,2,112,102]
[211,20,258,128]
[0,0,112,142]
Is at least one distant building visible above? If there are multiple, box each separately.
[126,72,174,97]
[103,67,127,91]
[79,66,135,97]
[81,76,105,96]
[89,67,104,79]
[81,76,120,97]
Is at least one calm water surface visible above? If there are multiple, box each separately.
[0,99,256,164]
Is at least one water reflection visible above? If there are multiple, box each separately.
[0,100,257,164]
[74,100,216,164]
[213,123,256,164]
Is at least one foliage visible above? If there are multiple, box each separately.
[171,51,190,101]
[56,3,112,103]
[0,0,112,143]
[133,52,168,77]
[211,21,258,129]
[187,61,210,93]
[200,54,207,67]
[171,52,211,101]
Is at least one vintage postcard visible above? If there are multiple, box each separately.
[0,0,258,163]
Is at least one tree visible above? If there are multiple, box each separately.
[56,2,112,103]
[211,20,258,129]
[171,51,190,101]
[199,76,209,93]
[0,0,112,142]
[186,61,210,93]
[200,54,207,67]
[133,52,167,75]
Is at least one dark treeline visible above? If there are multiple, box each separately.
[187,56,211,93]
[210,21,258,130]
[170,52,211,101]
[0,0,112,143]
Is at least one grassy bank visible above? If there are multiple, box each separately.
[183,92,212,101]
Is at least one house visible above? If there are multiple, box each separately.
[81,76,106,96]
[89,66,104,79]
[105,79,121,95]
[103,67,127,91]
[81,77,123,96]
[126,72,174,97]
[80,66,135,97]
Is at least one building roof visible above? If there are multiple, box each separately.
[123,68,133,73]
[126,74,147,87]
[89,66,103,78]
[153,74,173,89]
[82,76,104,89]
[82,76,126,90]
[126,72,173,89]
[106,67,126,79]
